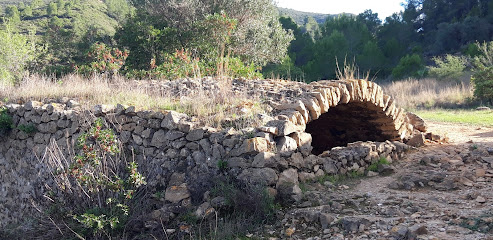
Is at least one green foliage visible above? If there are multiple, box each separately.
[146,48,201,79]
[0,22,36,85]
[5,5,20,22]
[226,57,263,79]
[78,42,129,75]
[217,159,228,171]
[428,54,468,82]
[57,117,146,237]
[0,106,13,136]
[392,54,426,79]
[278,7,332,26]
[367,157,389,172]
[105,0,133,22]
[136,0,293,67]
[210,177,278,222]
[472,41,493,104]
[17,123,37,133]
[262,56,304,80]
[47,2,57,16]
[21,5,32,18]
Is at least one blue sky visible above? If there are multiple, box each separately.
[275,0,405,19]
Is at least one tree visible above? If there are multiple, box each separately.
[471,41,493,104]
[48,2,58,16]
[391,54,426,79]
[0,22,36,84]
[357,10,381,36]
[5,5,21,23]
[106,0,133,22]
[31,0,43,9]
[134,0,293,66]
[22,6,33,18]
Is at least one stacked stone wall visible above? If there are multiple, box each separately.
[0,79,419,227]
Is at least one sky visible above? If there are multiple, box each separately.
[274,0,405,19]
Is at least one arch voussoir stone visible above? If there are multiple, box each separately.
[259,79,422,155]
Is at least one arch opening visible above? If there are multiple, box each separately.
[305,102,394,155]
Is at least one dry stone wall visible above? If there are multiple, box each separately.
[0,78,421,227]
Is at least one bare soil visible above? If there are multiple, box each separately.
[270,122,493,240]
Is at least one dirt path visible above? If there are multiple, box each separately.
[273,122,493,240]
[426,121,493,144]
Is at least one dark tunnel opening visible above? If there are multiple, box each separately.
[305,102,394,155]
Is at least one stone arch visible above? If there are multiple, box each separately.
[264,79,413,155]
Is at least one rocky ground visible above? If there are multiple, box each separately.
[258,122,493,240]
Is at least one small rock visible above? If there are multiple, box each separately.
[476,196,486,203]
[476,168,487,177]
[409,224,428,235]
[476,106,491,111]
[407,133,425,147]
[165,184,190,204]
[377,164,394,175]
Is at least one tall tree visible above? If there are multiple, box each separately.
[132,0,293,66]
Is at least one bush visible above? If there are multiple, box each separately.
[42,117,146,239]
[392,54,426,79]
[192,176,278,239]
[0,22,36,85]
[428,54,468,82]
[472,41,493,104]
[78,42,129,76]
[0,106,13,136]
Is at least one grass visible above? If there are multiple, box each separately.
[381,77,474,110]
[367,157,389,172]
[317,170,365,185]
[415,109,493,127]
[0,74,270,129]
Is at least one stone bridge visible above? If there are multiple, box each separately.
[252,79,417,155]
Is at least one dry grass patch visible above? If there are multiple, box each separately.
[381,78,474,110]
[0,74,270,129]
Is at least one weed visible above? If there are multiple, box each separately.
[299,182,308,193]
[459,210,493,233]
[199,176,279,239]
[217,159,228,171]
[17,123,37,134]
[317,170,365,185]
[0,106,13,136]
[39,116,147,239]
[368,157,390,172]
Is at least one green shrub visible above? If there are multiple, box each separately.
[201,176,278,239]
[17,123,37,134]
[78,42,129,76]
[0,22,36,85]
[44,117,146,239]
[152,48,202,79]
[392,54,426,79]
[428,54,468,82]
[471,41,493,105]
[217,159,228,171]
[0,106,13,136]
[367,157,389,172]
[226,57,263,79]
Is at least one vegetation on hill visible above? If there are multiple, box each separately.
[277,7,332,25]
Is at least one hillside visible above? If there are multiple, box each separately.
[278,7,353,25]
